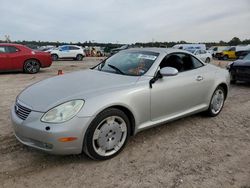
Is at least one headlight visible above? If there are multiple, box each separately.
[41,100,84,123]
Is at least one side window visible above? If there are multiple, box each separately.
[195,50,200,55]
[191,56,203,68]
[69,46,80,50]
[0,46,7,53]
[214,47,218,51]
[200,50,206,54]
[61,46,69,51]
[7,46,19,53]
[159,53,204,72]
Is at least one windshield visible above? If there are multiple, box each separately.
[243,53,250,61]
[186,49,196,54]
[95,51,159,76]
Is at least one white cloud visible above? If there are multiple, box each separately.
[0,0,249,43]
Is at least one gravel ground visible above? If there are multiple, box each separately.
[0,58,249,188]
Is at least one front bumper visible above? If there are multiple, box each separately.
[231,68,250,82]
[11,105,93,155]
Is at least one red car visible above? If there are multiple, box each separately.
[0,43,52,73]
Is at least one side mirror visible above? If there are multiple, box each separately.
[160,67,178,76]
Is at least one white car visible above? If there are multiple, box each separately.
[189,49,212,63]
[49,45,85,61]
[173,44,206,51]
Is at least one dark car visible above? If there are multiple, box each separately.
[235,50,250,59]
[0,43,52,73]
[228,53,250,83]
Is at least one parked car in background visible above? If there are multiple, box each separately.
[235,50,250,59]
[48,45,85,61]
[110,44,129,55]
[216,46,235,60]
[217,45,250,60]
[11,48,229,160]
[38,45,55,52]
[208,46,228,57]
[227,53,250,83]
[187,49,212,63]
[172,44,206,51]
[0,43,52,73]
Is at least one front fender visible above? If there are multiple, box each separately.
[77,83,151,128]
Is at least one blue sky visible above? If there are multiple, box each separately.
[0,0,249,43]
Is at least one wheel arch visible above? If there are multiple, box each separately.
[76,53,83,57]
[91,105,136,136]
[109,105,136,136]
[51,53,59,57]
[217,82,228,99]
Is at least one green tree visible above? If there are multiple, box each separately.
[228,37,241,46]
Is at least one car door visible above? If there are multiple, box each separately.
[5,46,24,70]
[150,53,212,121]
[0,46,11,71]
[59,46,70,58]
[69,46,79,58]
[194,50,202,60]
[200,50,208,62]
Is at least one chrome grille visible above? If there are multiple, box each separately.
[15,102,31,120]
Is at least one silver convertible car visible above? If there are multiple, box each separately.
[11,48,230,160]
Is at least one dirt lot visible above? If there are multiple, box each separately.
[0,58,249,188]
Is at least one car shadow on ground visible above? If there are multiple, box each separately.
[231,82,250,87]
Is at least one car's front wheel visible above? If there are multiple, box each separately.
[205,58,210,63]
[84,108,130,160]
[206,86,225,117]
[24,59,40,74]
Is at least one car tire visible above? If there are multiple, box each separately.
[51,54,59,61]
[76,54,83,61]
[84,108,130,160]
[206,86,225,117]
[23,59,40,74]
[205,58,210,63]
[223,55,229,60]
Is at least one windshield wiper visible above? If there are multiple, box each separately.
[107,64,125,75]
[97,61,105,71]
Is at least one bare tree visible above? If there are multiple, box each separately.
[4,35,11,43]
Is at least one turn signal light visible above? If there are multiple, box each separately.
[58,137,77,142]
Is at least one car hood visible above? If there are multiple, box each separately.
[233,60,250,67]
[18,69,139,112]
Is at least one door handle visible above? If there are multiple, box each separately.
[196,75,204,81]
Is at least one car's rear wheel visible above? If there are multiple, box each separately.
[51,54,58,61]
[84,108,130,160]
[24,59,40,74]
[206,86,225,117]
[205,58,210,63]
[76,54,83,61]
